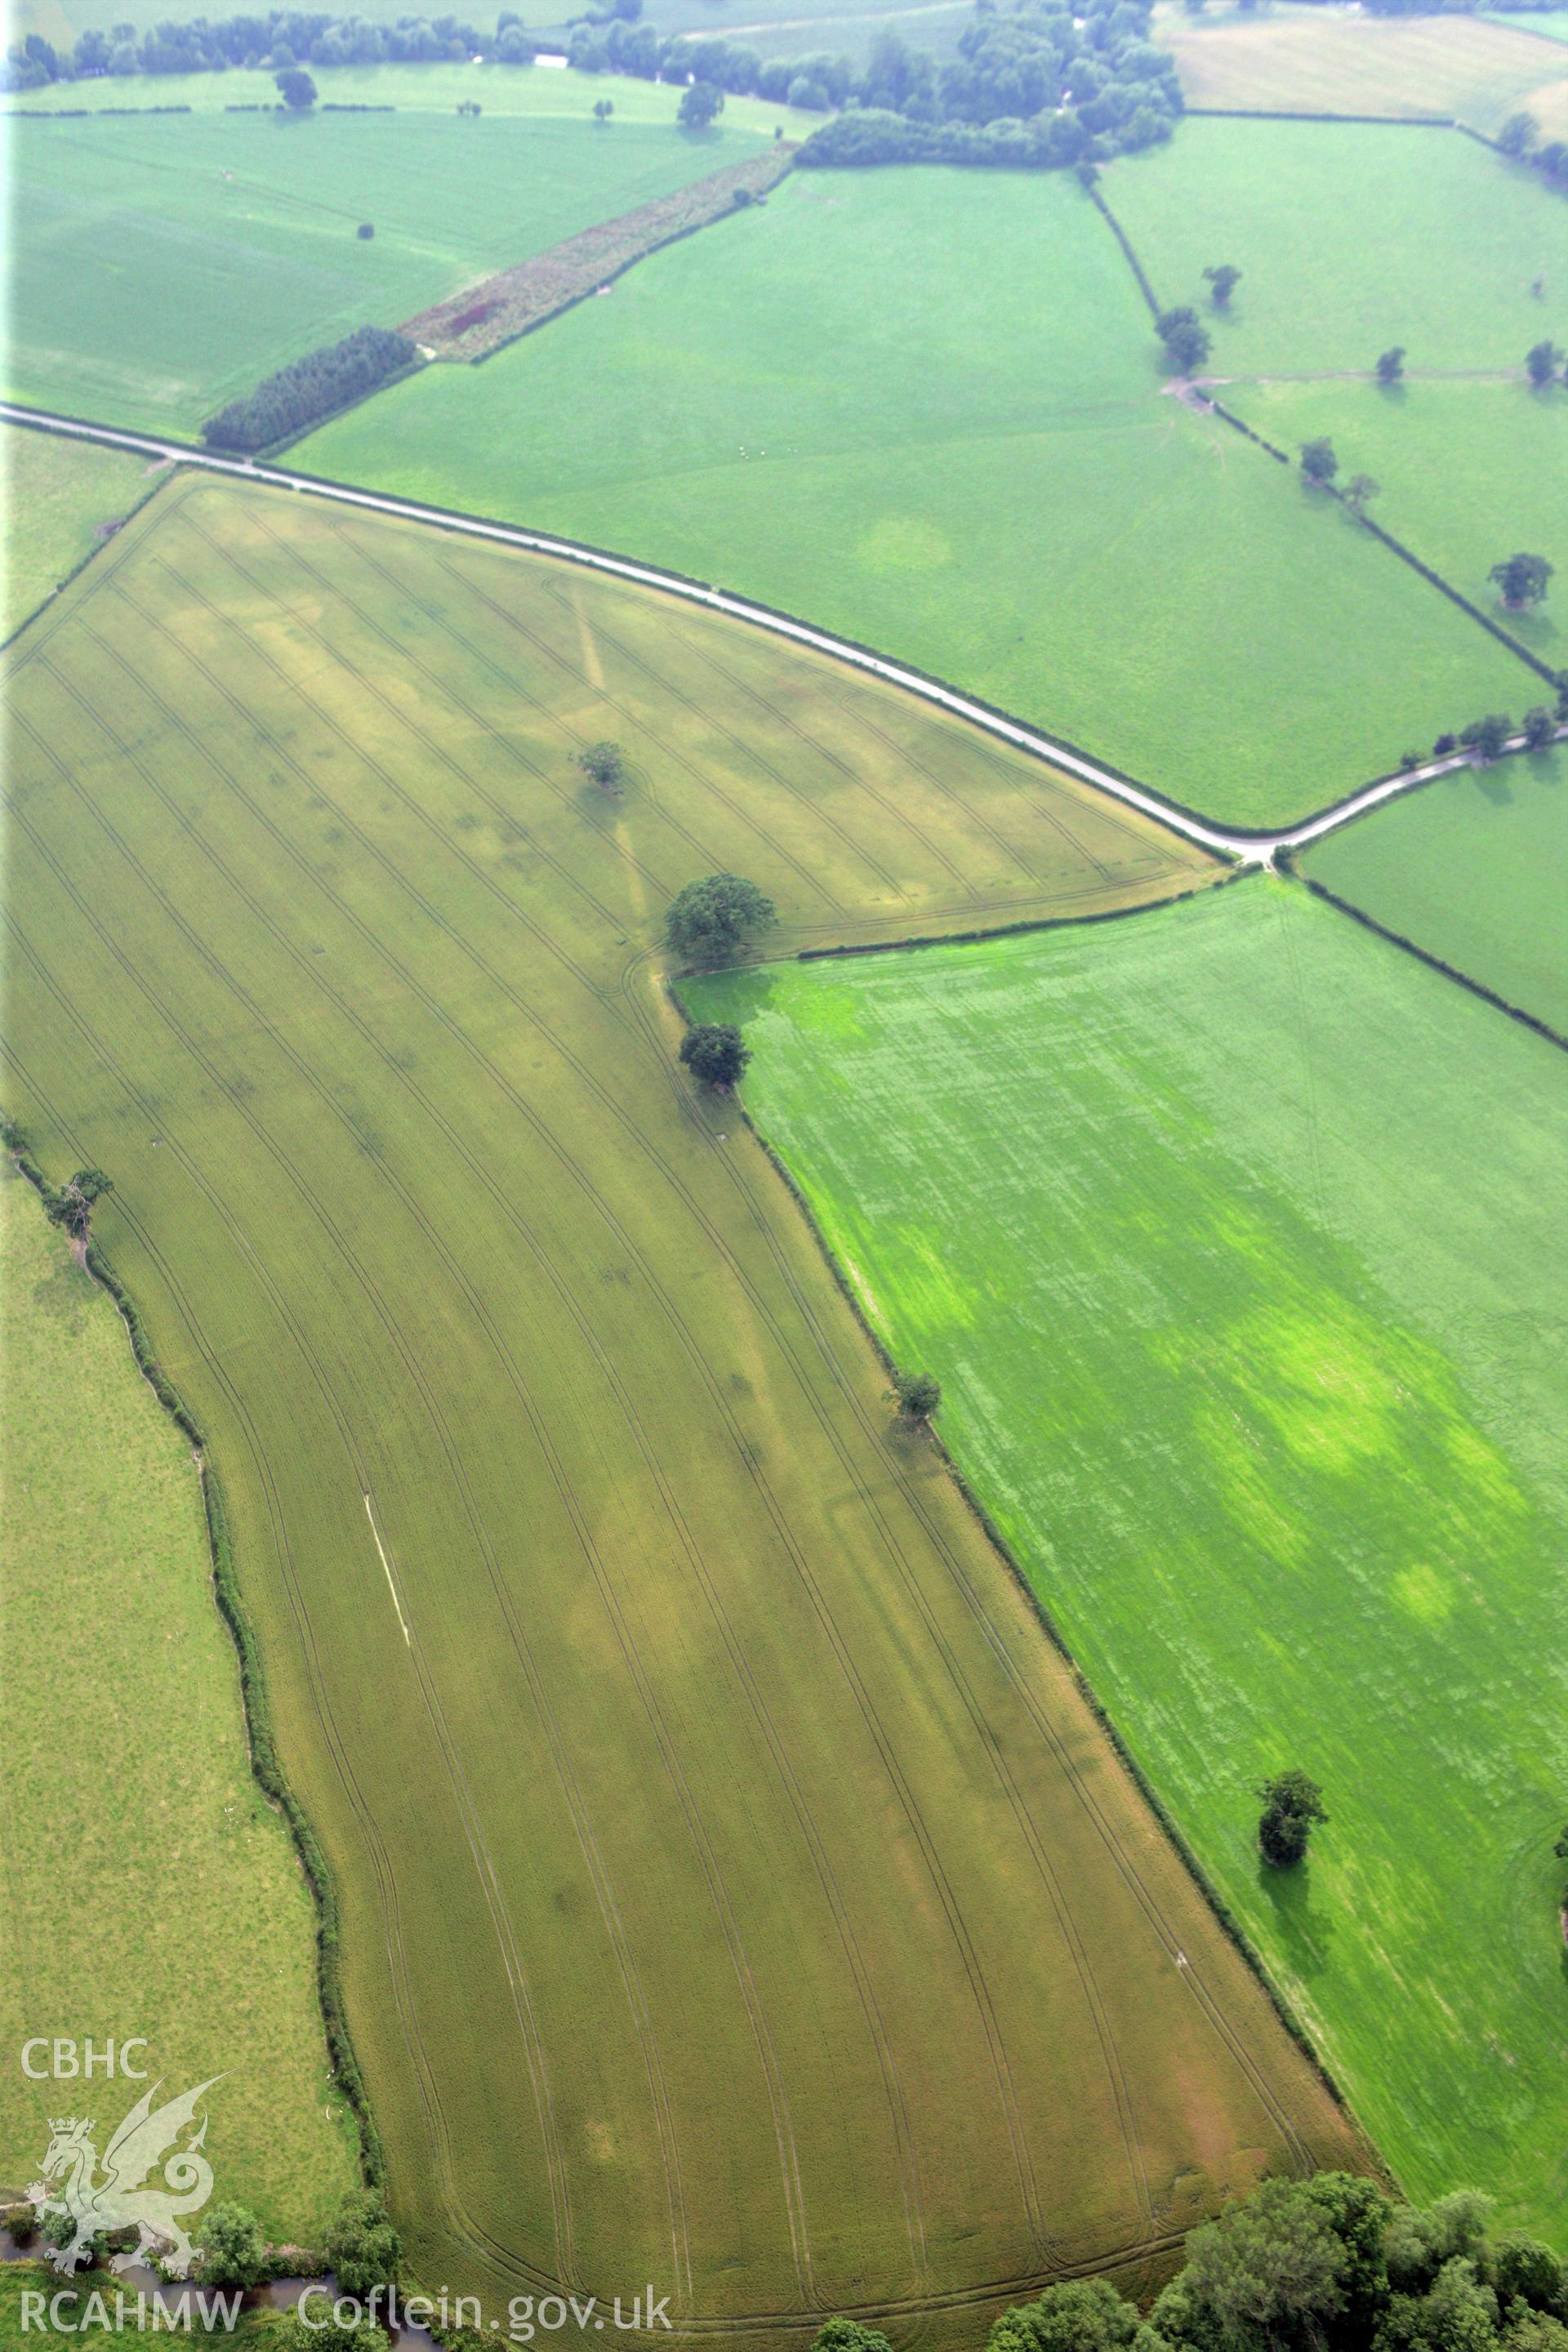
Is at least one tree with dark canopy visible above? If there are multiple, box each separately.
[1257,1768,1327,1865]
[1299,437,1339,487]
[1526,340,1563,389]
[1461,713,1514,763]
[47,1166,113,1241]
[1202,262,1241,307]
[1490,552,1553,609]
[274,63,316,104]
[678,78,723,127]
[892,1370,942,1421]
[575,740,626,790]
[665,873,776,964]
[1375,345,1405,385]
[325,2193,400,2303]
[679,1024,750,1089]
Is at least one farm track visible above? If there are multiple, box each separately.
[1,399,1526,862]
[2,472,1365,2342]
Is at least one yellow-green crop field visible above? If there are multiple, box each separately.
[0,474,1361,2342]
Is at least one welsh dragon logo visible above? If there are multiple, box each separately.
[29,2077,224,2278]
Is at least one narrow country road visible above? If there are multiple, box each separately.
[3,399,1548,864]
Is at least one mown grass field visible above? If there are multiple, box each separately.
[296,165,1526,830]
[0,473,1363,2341]
[2,99,787,434]
[689,880,1568,2234]
[1156,3,1568,129]
[1107,118,1568,377]
[1301,748,1568,1036]
[1,421,160,637]
[0,1164,355,2236]
[1221,378,1568,670]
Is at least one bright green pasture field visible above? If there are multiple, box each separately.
[1156,4,1568,129]
[1,474,1360,2340]
[1486,9,1568,43]
[1302,748,1568,1036]
[0,1165,354,2234]
[2,101,781,434]
[1,421,159,636]
[1107,118,1568,376]
[690,882,1568,2230]
[297,166,1525,830]
[1223,378,1568,670]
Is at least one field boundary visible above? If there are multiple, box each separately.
[7,397,1485,857]
[1,1136,385,2192]
[669,950,1368,2146]
[1184,105,1454,125]
[0,461,176,653]
[1292,872,1568,1053]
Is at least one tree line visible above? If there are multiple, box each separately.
[202,323,416,451]
[7,7,531,87]
[813,2175,1568,2352]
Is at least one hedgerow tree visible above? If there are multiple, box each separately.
[1202,262,1241,308]
[988,2277,1137,2352]
[1299,438,1338,488]
[198,2204,270,2290]
[1156,306,1211,376]
[665,873,776,964]
[1499,109,1539,155]
[892,1370,941,1422]
[1461,713,1514,762]
[47,1166,112,1241]
[1523,706,1556,751]
[1257,1768,1326,1866]
[325,2192,400,2302]
[1345,473,1379,516]
[1489,551,1553,609]
[1526,339,1563,389]
[679,1023,749,1089]
[1376,345,1405,385]
[274,63,316,104]
[812,2323,895,2352]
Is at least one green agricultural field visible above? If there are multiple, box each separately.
[0,473,1361,2342]
[688,880,1568,2232]
[1106,118,1568,377]
[2,97,788,434]
[1301,748,1568,1036]
[1,421,161,636]
[1156,3,1568,129]
[1485,7,1568,43]
[0,1165,355,2236]
[296,165,1526,830]
[1222,378,1568,670]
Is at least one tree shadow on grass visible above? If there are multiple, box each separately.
[1257,1852,1337,1984]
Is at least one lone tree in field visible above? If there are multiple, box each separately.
[1299,437,1338,488]
[678,80,724,128]
[1202,262,1242,308]
[679,1022,749,1090]
[1499,109,1539,156]
[1257,1770,1327,1868]
[1375,345,1405,385]
[1526,339,1563,388]
[575,739,626,791]
[892,1370,942,1423]
[1460,712,1514,763]
[47,1166,112,1241]
[1489,550,1553,609]
[357,221,374,239]
[274,65,317,106]
[593,96,614,121]
[666,872,776,964]
[1523,704,1557,751]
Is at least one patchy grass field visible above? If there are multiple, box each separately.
[1301,747,1568,1035]
[2,100,788,434]
[0,474,1361,2341]
[1106,118,1568,376]
[1,422,162,637]
[1156,2,1568,128]
[1221,377,1568,672]
[0,1165,354,2236]
[296,166,1525,830]
[689,880,1568,2234]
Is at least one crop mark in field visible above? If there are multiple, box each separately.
[363,1492,412,1646]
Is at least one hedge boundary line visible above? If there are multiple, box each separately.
[0,466,176,655]
[1085,181,1161,316]
[666,935,1367,2146]
[1291,873,1568,1054]
[794,868,1234,960]
[2,1138,385,2192]
[1208,397,1290,464]
[1185,105,1453,125]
